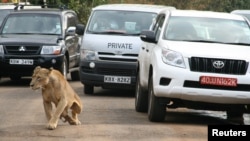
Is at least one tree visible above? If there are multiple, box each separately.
[27,0,250,24]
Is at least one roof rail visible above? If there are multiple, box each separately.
[14,4,43,10]
[13,4,68,11]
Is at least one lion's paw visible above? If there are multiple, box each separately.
[76,120,81,125]
[46,123,57,130]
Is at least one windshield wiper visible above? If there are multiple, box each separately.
[90,31,140,36]
[191,39,250,46]
[172,39,250,46]
[182,39,222,43]
[225,42,250,46]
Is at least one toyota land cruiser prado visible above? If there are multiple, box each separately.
[137,9,250,123]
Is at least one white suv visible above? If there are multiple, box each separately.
[136,9,250,122]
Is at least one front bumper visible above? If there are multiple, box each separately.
[0,54,64,77]
[152,60,250,105]
[80,60,137,89]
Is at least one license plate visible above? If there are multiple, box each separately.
[10,59,34,65]
[104,76,131,84]
[200,76,237,87]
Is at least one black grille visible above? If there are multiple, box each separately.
[98,52,138,62]
[189,57,248,75]
[4,45,41,55]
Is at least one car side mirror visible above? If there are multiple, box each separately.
[140,30,156,43]
[76,24,85,35]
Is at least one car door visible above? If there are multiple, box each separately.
[64,12,79,68]
[140,14,166,87]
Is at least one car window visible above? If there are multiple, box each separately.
[164,16,250,44]
[87,10,157,35]
[1,13,62,35]
[0,9,12,25]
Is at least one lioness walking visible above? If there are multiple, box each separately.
[30,66,83,130]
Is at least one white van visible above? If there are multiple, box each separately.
[80,4,175,94]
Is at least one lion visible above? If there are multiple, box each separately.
[29,66,83,130]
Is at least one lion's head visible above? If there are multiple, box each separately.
[30,66,51,90]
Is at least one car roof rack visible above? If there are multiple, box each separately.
[14,4,43,10]
[13,4,68,11]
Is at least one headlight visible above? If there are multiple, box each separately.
[80,49,96,61]
[161,49,185,68]
[0,45,4,54]
[41,46,61,55]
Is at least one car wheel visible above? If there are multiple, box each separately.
[84,84,94,94]
[135,71,148,112]
[148,76,166,122]
[71,71,80,81]
[59,56,68,79]
[226,108,244,124]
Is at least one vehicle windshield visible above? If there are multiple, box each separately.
[164,16,250,44]
[87,10,157,35]
[0,9,12,25]
[1,13,62,35]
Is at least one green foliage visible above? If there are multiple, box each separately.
[27,0,250,25]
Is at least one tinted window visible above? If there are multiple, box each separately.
[164,16,250,44]
[1,13,62,35]
[87,10,157,35]
[0,9,12,25]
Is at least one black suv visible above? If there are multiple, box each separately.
[0,7,84,81]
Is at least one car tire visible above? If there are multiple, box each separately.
[148,76,166,122]
[59,56,68,79]
[84,84,94,94]
[71,71,80,81]
[135,71,148,112]
[226,108,244,124]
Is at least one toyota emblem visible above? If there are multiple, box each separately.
[19,46,26,52]
[213,60,224,69]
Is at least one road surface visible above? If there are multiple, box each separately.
[0,77,249,141]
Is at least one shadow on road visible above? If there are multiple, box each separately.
[0,77,31,87]
[163,110,230,125]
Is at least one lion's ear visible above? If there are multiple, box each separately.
[35,66,41,70]
[49,67,54,71]
[42,69,50,76]
[34,66,41,72]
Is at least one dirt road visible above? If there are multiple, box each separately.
[0,77,249,141]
